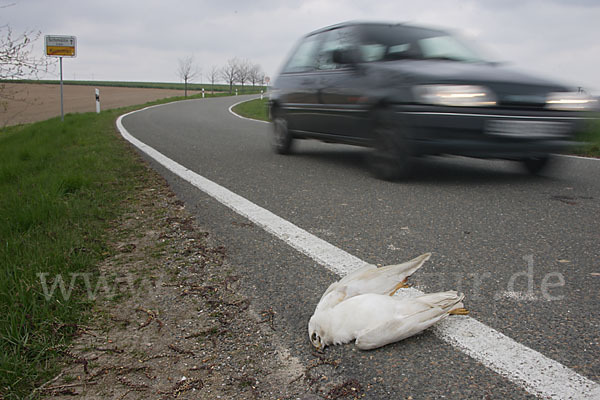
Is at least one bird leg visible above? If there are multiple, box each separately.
[449,308,470,315]
[389,278,410,296]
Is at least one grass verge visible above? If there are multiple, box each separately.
[232,97,269,122]
[572,118,600,157]
[0,92,220,398]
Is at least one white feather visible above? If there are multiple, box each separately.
[308,291,464,350]
[315,252,431,313]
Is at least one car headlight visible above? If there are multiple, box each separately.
[545,92,597,111]
[413,85,497,107]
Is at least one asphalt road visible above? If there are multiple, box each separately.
[122,95,599,399]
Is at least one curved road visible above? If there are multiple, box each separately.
[120,95,599,399]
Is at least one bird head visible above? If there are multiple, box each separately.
[308,315,326,352]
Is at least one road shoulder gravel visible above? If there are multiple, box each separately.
[39,149,364,399]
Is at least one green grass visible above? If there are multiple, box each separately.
[231,97,269,122]
[573,118,600,157]
[3,79,267,94]
[0,91,226,398]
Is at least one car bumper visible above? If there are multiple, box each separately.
[392,105,590,159]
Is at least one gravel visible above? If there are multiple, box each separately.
[41,156,363,400]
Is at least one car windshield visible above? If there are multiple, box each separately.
[358,24,486,63]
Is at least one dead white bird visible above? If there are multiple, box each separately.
[314,252,431,313]
[308,291,466,351]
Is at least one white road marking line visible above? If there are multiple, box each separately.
[117,106,368,277]
[558,154,600,161]
[228,97,270,124]
[117,104,600,400]
[435,317,599,400]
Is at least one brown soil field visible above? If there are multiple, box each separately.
[1,83,201,127]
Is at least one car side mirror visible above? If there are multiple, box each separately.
[332,48,357,66]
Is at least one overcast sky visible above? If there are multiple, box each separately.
[4,0,600,94]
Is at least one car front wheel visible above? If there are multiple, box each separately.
[369,118,412,180]
[271,116,293,154]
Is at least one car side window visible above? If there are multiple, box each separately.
[316,28,356,70]
[281,34,321,73]
[358,25,419,61]
[359,44,387,62]
[359,41,415,62]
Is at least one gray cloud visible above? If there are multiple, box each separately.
[4,0,599,92]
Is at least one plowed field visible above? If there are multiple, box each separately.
[1,83,200,126]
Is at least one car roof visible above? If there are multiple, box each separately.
[304,21,445,38]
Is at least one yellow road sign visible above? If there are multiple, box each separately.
[46,46,76,56]
[45,35,77,58]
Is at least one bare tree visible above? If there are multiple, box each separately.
[220,58,239,94]
[177,56,199,97]
[235,59,251,92]
[1,26,49,80]
[249,63,263,87]
[208,65,219,93]
[1,25,50,116]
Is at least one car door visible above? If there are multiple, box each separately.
[274,33,323,134]
[313,27,371,144]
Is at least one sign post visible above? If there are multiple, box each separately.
[45,35,77,122]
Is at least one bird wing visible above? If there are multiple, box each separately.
[315,253,431,312]
[354,306,449,350]
[353,291,464,350]
[344,252,431,296]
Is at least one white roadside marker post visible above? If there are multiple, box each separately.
[202,88,205,98]
[95,89,100,113]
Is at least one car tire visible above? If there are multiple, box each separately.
[522,155,550,175]
[271,115,293,154]
[369,116,412,180]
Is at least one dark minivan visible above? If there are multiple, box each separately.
[269,22,596,179]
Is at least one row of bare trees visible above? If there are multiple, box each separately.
[217,57,265,93]
[178,56,266,97]
[1,22,265,101]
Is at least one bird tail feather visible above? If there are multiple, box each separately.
[415,291,465,311]
[380,252,431,278]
